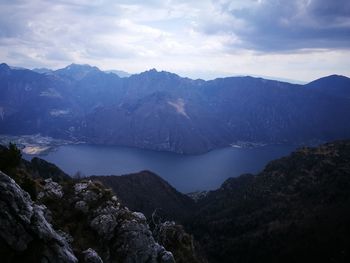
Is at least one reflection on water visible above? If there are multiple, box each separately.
[24,144,297,193]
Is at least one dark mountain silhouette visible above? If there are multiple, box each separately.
[189,140,350,263]
[90,171,195,221]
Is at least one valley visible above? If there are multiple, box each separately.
[22,141,297,192]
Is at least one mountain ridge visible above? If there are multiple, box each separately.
[189,139,350,262]
[89,171,196,221]
[1,62,350,154]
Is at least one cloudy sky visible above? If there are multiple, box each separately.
[0,0,349,81]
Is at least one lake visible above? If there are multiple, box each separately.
[24,144,297,193]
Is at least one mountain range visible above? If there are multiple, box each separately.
[1,62,350,154]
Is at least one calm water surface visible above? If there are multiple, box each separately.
[25,144,297,193]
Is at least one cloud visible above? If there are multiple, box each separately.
[0,0,349,81]
[0,0,230,67]
[205,0,350,51]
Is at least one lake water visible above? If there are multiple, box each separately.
[24,144,297,193]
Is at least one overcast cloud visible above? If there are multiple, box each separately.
[0,0,349,81]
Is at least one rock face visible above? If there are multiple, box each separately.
[0,171,77,263]
[153,221,206,263]
[81,248,103,263]
[70,180,175,263]
[37,178,63,199]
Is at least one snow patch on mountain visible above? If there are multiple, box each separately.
[50,109,70,116]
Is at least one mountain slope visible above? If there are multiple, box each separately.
[305,74,350,98]
[189,140,350,263]
[90,171,195,221]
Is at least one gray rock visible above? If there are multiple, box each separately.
[82,248,103,263]
[38,178,63,199]
[0,170,175,263]
[161,251,175,263]
[90,213,117,240]
[112,216,175,263]
[74,182,100,202]
[87,199,175,263]
[0,171,77,263]
[75,200,89,213]
[74,182,89,193]
[132,211,147,223]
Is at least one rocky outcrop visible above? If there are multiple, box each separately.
[154,221,205,263]
[0,171,77,263]
[70,180,175,263]
[81,248,103,263]
[38,178,63,200]
[0,166,176,262]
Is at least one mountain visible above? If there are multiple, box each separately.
[90,171,195,221]
[1,63,350,153]
[305,74,350,98]
[32,67,53,74]
[188,140,350,263]
[54,63,101,81]
[105,69,131,78]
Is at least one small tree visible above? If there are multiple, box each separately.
[8,142,22,166]
[0,142,22,173]
[73,170,85,180]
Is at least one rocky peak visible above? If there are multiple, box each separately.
[0,63,11,75]
[54,63,101,81]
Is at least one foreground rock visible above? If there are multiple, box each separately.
[153,221,207,263]
[0,171,77,262]
[0,171,176,263]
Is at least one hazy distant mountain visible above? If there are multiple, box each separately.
[105,69,131,78]
[305,74,350,98]
[32,68,53,74]
[54,63,101,81]
[0,62,350,153]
